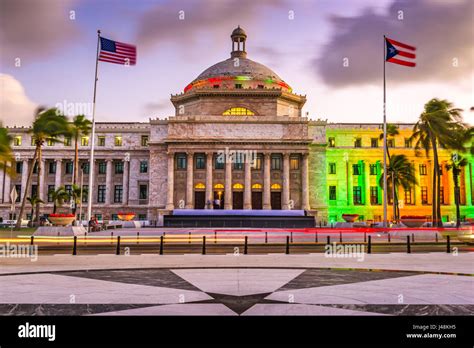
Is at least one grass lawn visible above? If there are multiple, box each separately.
[0,228,36,238]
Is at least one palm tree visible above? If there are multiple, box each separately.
[380,123,400,215]
[69,184,88,218]
[70,115,92,186]
[50,186,69,214]
[379,154,418,222]
[26,196,44,227]
[15,108,70,229]
[0,124,14,176]
[410,99,467,227]
[445,152,470,228]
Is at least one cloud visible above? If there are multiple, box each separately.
[0,74,37,127]
[315,0,473,87]
[0,0,80,63]
[136,0,285,51]
[144,99,172,113]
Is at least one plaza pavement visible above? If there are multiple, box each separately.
[0,252,472,316]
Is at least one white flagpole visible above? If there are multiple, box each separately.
[87,30,101,227]
[382,35,388,228]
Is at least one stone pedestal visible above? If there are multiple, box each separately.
[34,226,87,236]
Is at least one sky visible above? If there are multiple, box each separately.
[0,0,473,127]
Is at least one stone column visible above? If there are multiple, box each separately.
[38,159,45,201]
[224,153,232,209]
[54,159,62,190]
[205,152,213,209]
[166,152,175,210]
[3,162,11,203]
[301,153,310,210]
[122,160,129,205]
[263,153,271,210]
[244,157,252,209]
[105,159,113,205]
[185,152,194,209]
[282,153,290,210]
[21,160,29,200]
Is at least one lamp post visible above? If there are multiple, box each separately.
[79,163,84,227]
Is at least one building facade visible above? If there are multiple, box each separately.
[1,28,473,224]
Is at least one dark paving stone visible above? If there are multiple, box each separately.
[0,303,159,316]
[278,269,416,291]
[319,304,474,316]
[204,293,280,315]
[57,269,200,291]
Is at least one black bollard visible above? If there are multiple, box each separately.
[285,236,290,254]
[189,232,191,244]
[327,235,330,245]
[315,232,318,243]
[364,231,367,243]
[368,235,372,254]
[406,235,411,254]
[435,233,438,243]
[290,232,293,243]
[136,232,139,245]
[202,236,206,255]
[446,235,451,253]
[111,231,113,245]
[116,236,121,255]
[244,236,248,255]
[30,236,34,246]
[339,231,343,243]
[265,232,268,244]
[388,233,391,243]
[159,235,164,255]
[214,231,217,244]
[72,236,77,255]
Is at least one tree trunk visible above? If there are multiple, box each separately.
[53,203,57,214]
[15,147,38,229]
[431,138,441,227]
[73,136,79,186]
[35,146,42,226]
[391,173,397,223]
[453,168,461,228]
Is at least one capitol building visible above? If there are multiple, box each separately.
[2,27,473,224]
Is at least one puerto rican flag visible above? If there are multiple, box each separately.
[385,37,416,67]
[99,37,137,66]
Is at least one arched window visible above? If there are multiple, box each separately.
[214,183,224,190]
[252,183,262,190]
[271,183,282,191]
[233,183,244,190]
[222,107,255,116]
[195,183,205,189]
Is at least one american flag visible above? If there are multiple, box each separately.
[99,37,137,65]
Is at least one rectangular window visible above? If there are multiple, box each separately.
[31,137,36,146]
[15,185,21,202]
[114,185,123,203]
[82,162,90,174]
[421,186,428,204]
[328,163,336,174]
[405,188,413,205]
[369,164,377,175]
[81,136,89,146]
[329,186,336,200]
[370,186,379,204]
[177,154,187,170]
[98,161,107,174]
[290,157,299,170]
[65,162,73,175]
[33,162,38,174]
[252,155,262,170]
[111,214,118,221]
[328,137,335,147]
[140,161,148,173]
[98,136,106,146]
[115,161,124,174]
[387,139,395,148]
[64,185,72,202]
[138,214,147,221]
[49,162,56,174]
[47,138,55,146]
[371,138,378,148]
[214,155,224,170]
[404,138,412,148]
[195,155,205,170]
[271,155,282,170]
[97,185,106,203]
[213,84,220,89]
[31,185,38,198]
[353,186,362,205]
[141,135,149,146]
[354,138,362,148]
[114,136,122,146]
[14,136,22,146]
[352,164,360,175]
[64,136,72,146]
[419,164,427,175]
[47,185,55,202]
[139,184,148,200]
[233,153,244,170]
[82,185,88,203]
[235,83,242,89]
[16,162,23,174]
